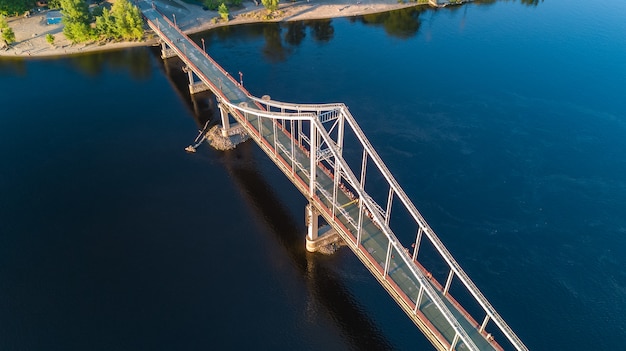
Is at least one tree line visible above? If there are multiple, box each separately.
[61,0,143,43]
[1,15,16,46]
[0,0,143,44]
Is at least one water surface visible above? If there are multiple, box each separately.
[1,0,625,349]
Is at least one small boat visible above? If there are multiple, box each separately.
[184,145,196,153]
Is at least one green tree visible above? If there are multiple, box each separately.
[64,21,92,42]
[218,3,228,21]
[0,15,8,30]
[0,0,32,16]
[60,0,92,42]
[228,0,241,7]
[1,15,15,46]
[60,0,90,24]
[45,33,55,45]
[1,25,15,45]
[110,0,143,40]
[48,0,61,9]
[95,7,115,38]
[261,0,278,12]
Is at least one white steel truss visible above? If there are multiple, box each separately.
[141,7,529,351]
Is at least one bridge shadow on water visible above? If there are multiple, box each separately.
[219,146,396,351]
[155,48,396,350]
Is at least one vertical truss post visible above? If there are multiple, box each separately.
[290,120,295,176]
[383,240,392,278]
[414,285,424,313]
[385,188,394,226]
[480,315,490,333]
[273,118,277,157]
[356,195,364,245]
[360,149,368,188]
[444,269,455,296]
[412,227,423,261]
[332,160,338,220]
[337,112,345,154]
[449,333,460,351]
[332,115,344,220]
[309,121,317,199]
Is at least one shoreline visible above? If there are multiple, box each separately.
[0,0,433,59]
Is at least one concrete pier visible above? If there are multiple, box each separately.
[160,41,176,59]
[184,66,210,94]
[205,124,249,151]
[305,204,344,254]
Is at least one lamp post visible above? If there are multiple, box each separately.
[172,13,176,27]
[201,38,205,52]
[238,71,243,86]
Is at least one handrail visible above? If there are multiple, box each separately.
[140,5,528,349]
[220,99,481,351]
[339,108,528,350]
[248,95,345,111]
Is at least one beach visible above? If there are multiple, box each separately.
[0,0,427,58]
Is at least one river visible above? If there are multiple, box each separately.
[1,0,625,349]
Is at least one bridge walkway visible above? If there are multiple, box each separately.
[139,3,528,350]
[236,105,498,351]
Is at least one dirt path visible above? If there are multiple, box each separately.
[0,0,425,58]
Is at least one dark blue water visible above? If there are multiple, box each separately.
[1,0,625,349]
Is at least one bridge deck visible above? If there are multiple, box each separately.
[140,4,505,350]
[243,112,497,351]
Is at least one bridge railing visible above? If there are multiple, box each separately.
[221,98,483,351]
[225,96,528,351]
[338,106,528,351]
[141,6,528,349]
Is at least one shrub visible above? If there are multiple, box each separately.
[218,3,228,20]
[45,33,55,45]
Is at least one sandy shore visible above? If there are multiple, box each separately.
[0,0,428,58]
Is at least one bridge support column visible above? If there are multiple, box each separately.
[305,203,344,254]
[219,103,231,137]
[306,203,319,242]
[160,41,176,59]
[204,103,249,151]
[183,66,210,94]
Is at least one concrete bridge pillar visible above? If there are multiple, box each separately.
[160,41,176,59]
[218,103,231,137]
[205,102,249,151]
[306,203,319,242]
[183,66,210,94]
[186,66,194,89]
[305,203,344,254]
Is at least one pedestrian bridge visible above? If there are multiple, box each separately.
[139,2,528,350]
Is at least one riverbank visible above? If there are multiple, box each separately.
[0,0,429,58]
